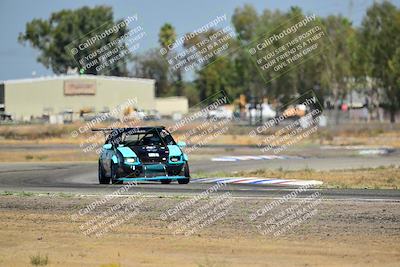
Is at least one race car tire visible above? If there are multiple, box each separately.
[184,162,190,178]
[161,179,172,184]
[98,162,110,184]
[111,164,123,184]
[178,178,190,184]
[178,162,190,184]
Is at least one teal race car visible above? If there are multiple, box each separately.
[94,127,190,185]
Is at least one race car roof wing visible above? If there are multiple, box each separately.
[91,128,117,132]
[91,126,165,132]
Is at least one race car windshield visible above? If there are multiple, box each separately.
[120,129,175,146]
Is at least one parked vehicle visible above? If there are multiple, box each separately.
[246,103,276,120]
[207,106,233,120]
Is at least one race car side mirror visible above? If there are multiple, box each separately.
[177,141,186,148]
[103,144,112,150]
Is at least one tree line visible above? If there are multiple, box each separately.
[19,1,400,121]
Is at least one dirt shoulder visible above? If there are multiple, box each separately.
[0,194,399,267]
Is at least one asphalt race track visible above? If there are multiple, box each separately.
[1,155,400,201]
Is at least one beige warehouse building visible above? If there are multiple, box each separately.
[155,97,189,116]
[0,75,156,121]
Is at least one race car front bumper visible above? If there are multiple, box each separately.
[117,162,184,178]
[118,175,186,182]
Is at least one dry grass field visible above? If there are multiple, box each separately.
[0,194,399,267]
[1,122,400,147]
[198,166,400,189]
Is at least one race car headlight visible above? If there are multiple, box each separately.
[124,158,137,163]
[170,156,181,162]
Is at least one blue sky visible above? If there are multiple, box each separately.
[1,0,398,80]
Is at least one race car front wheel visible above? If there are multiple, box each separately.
[178,162,190,184]
[111,164,123,184]
[98,162,110,184]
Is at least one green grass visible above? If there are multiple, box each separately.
[0,191,14,196]
[0,191,35,197]
[0,191,77,198]
[30,253,48,266]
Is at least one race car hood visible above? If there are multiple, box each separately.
[116,146,137,158]
[167,145,182,157]
[127,145,170,164]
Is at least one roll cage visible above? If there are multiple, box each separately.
[92,127,175,147]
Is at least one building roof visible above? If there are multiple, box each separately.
[1,74,155,85]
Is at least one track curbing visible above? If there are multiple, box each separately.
[192,177,323,186]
